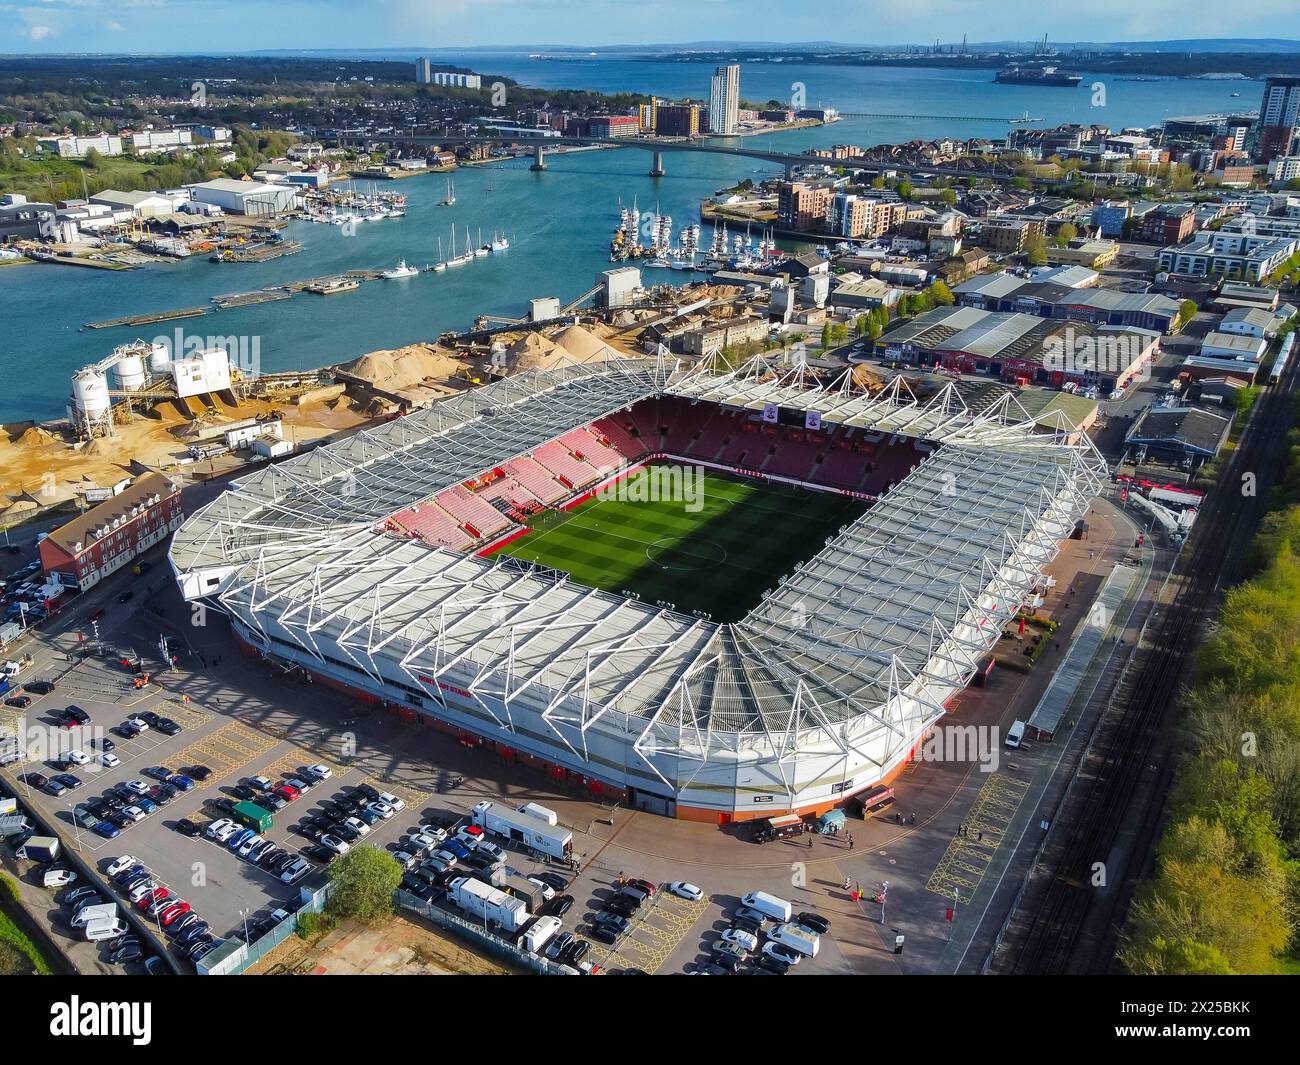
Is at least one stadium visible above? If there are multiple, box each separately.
[169,354,1105,822]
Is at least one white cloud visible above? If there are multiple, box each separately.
[28,23,52,39]
[104,17,123,29]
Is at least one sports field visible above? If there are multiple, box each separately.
[493,466,869,621]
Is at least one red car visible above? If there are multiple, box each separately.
[625,878,657,897]
[160,901,191,926]
[273,784,300,802]
[136,888,170,912]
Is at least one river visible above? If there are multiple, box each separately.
[0,56,1255,423]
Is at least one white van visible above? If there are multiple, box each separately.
[740,891,793,923]
[83,918,128,942]
[71,903,118,929]
[1005,720,1027,749]
[768,922,820,957]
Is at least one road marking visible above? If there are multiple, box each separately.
[926,774,1030,903]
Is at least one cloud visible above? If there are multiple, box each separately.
[104,17,123,29]
[28,24,52,39]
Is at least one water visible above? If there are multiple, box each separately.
[0,57,1253,423]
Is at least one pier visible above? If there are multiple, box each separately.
[84,306,210,330]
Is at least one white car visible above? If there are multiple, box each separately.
[128,880,160,903]
[126,717,149,732]
[761,941,801,966]
[527,877,556,901]
[206,818,237,841]
[343,816,371,837]
[100,753,121,768]
[65,749,90,765]
[720,927,758,952]
[417,824,448,844]
[377,791,406,812]
[123,779,150,795]
[319,834,350,855]
[668,881,704,902]
[281,860,310,885]
[368,800,396,821]
[238,833,265,858]
[305,764,332,781]
[407,832,438,853]
[106,855,138,878]
[122,805,147,823]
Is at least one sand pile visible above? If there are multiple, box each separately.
[20,426,55,446]
[340,343,463,394]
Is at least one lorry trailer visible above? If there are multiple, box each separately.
[472,801,573,860]
[449,876,529,934]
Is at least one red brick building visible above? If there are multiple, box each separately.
[1138,203,1196,245]
[587,115,640,138]
[39,473,184,591]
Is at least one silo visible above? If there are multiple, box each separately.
[112,346,148,392]
[69,367,112,435]
[148,341,171,375]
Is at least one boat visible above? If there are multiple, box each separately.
[438,178,456,207]
[490,232,510,252]
[994,65,1083,87]
[443,226,473,268]
[382,260,419,279]
[474,228,489,257]
[307,277,360,295]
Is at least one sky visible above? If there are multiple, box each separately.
[1,0,1297,54]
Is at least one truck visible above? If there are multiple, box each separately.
[755,813,804,843]
[489,868,547,913]
[448,876,529,934]
[71,902,119,929]
[472,800,572,861]
[15,835,59,863]
[0,735,22,767]
[0,813,32,838]
[231,801,273,833]
[0,621,22,649]
[520,915,563,954]
[1,655,33,680]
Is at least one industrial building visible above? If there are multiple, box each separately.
[1125,406,1232,466]
[40,474,183,592]
[169,358,1104,821]
[186,179,297,216]
[876,306,1158,390]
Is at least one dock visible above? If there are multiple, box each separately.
[84,306,210,330]
[210,290,292,309]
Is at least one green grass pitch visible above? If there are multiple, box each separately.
[493,466,869,621]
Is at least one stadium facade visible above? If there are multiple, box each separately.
[170,356,1105,821]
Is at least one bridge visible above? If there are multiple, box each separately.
[338,129,1041,183]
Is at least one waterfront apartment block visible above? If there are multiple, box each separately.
[708,64,740,136]
[1257,76,1300,163]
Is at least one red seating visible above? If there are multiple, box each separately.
[534,440,600,488]
[504,456,568,503]
[439,485,511,537]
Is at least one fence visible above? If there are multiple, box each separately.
[394,889,567,974]
[199,877,333,975]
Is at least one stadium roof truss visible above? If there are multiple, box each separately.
[171,355,1106,783]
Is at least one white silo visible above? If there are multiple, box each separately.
[148,341,171,375]
[69,366,112,436]
[112,345,148,392]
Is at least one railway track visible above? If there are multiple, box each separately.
[996,355,1298,975]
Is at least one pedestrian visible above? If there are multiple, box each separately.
[807,836,812,849]
[910,812,916,826]
[977,830,984,843]
[849,837,855,850]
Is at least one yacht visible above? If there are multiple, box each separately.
[382,260,419,279]
[438,178,456,207]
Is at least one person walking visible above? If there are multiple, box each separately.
[909,812,916,826]
[849,836,855,850]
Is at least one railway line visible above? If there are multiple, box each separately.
[993,353,1299,975]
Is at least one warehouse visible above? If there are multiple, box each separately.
[1125,406,1232,466]
[876,307,1158,391]
[186,178,297,215]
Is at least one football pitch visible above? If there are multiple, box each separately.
[493,466,869,621]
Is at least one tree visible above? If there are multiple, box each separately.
[82,147,102,170]
[939,188,958,207]
[1023,232,1048,266]
[897,180,913,200]
[820,321,832,350]
[929,279,955,306]
[327,846,403,922]
[1054,221,1077,248]
[1175,299,1198,332]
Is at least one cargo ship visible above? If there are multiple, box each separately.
[994,65,1083,87]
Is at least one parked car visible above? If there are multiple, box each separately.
[668,881,703,902]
